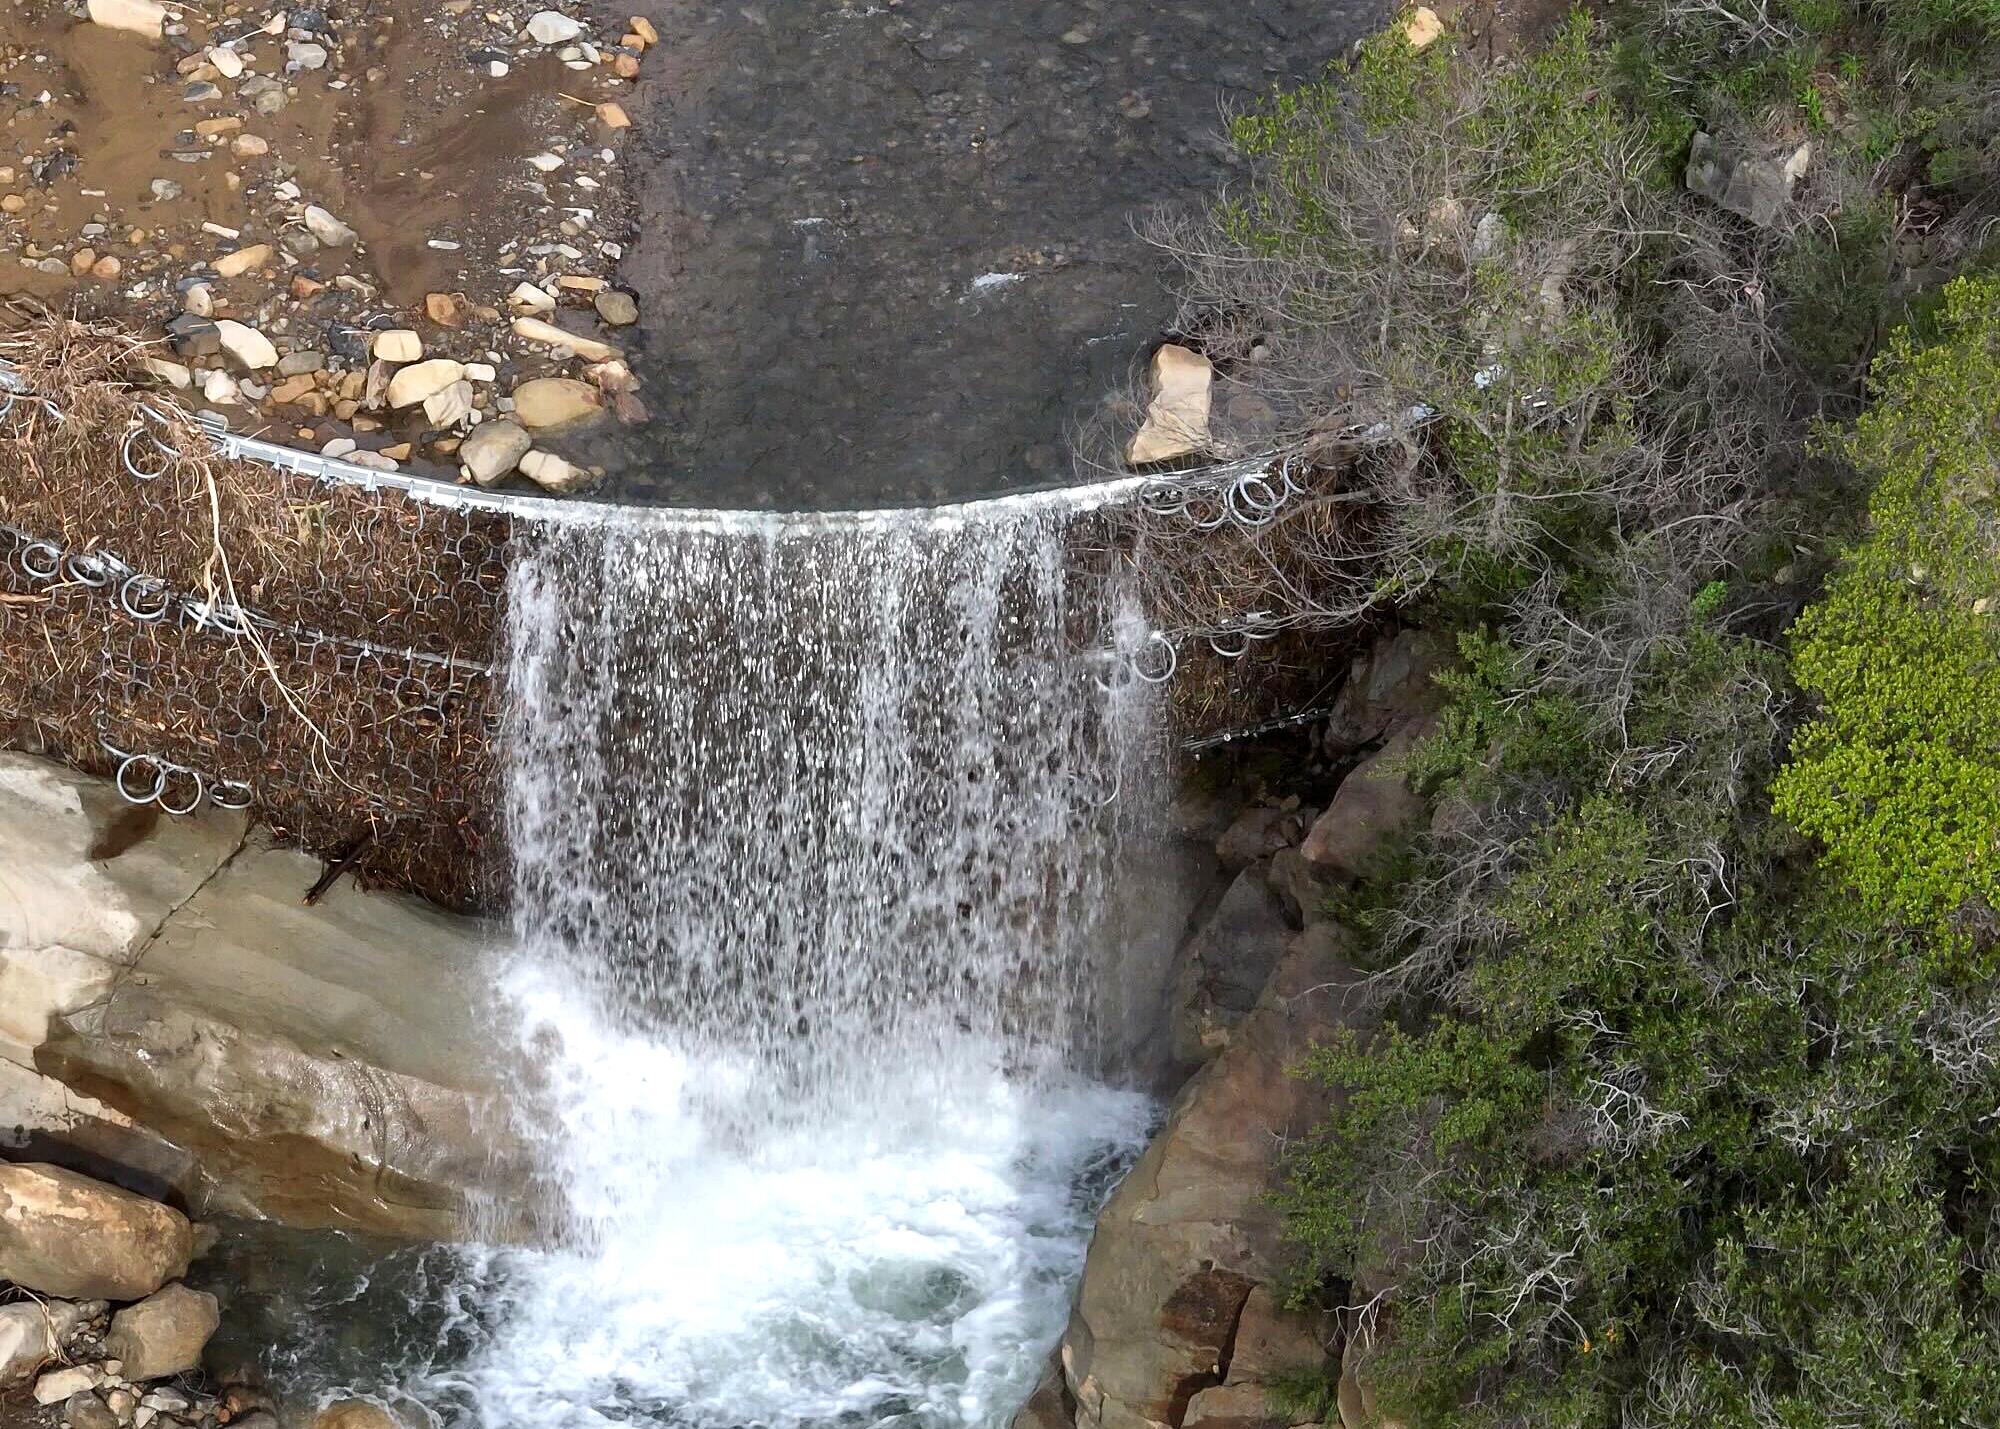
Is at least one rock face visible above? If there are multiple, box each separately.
[1165,862,1296,1069]
[0,755,522,1238]
[1686,132,1813,228]
[102,1283,220,1381]
[0,1162,193,1300]
[1300,726,1430,878]
[1127,344,1213,467]
[1059,926,1363,1429]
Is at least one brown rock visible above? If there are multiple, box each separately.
[511,376,605,432]
[312,1401,403,1429]
[213,244,273,278]
[1300,723,1431,879]
[425,292,465,328]
[1165,862,1294,1067]
[614,53,641,78]
[1226,1286,1332,1384]
[1183,1383,1288,1429]
[102,1283,218,1382]
[0,1163,193,1301]
[1126,344,1212,467]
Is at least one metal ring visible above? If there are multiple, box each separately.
[121,425,176,482]
[1226,474,1283,526]
[156,768,206,817]
[64,553,113,589]
[210,780,255,811]
[118,574,171,622]
[114,755,167,806]
[18,541,62,582]
[1133,631,1179,685]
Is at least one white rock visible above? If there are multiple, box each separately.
[1125,344,1212,466]
[421,379,476,428]
[459,418,532,486]
[208,46,243,78]
[488,60,509,77]
[385,358,466,409]
[286,40,327,70]
[301,204,356,247]
[523,10,583,44]
[526,152,564,173]
[201,369,241,404]
[371,329,422,363]
[33,1366,99,1406]
[181,282,212,316]
[86,0,167,40]
[141,357,192,389]
[519,448,593,493]
[464,362,497,382]
[511,315,618,362]
[507,282,556,314]
[320,437,357,457]
[348,450,399,471]
[213,319,277,370]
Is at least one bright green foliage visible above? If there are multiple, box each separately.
[1774,275,2000,941]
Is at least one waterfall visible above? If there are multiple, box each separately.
[441,497,1158,1429]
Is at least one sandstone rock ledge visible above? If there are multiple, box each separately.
[1,752,526,1239]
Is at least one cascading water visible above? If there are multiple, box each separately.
[426,497,1160,1429]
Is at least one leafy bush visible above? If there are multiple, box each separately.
[1774,274,2000,945]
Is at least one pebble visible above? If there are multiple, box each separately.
[302,204,356,246]
[214,242,273,277]
[209,47,244,79]
[527,152,564,173]
[182,81,222,101]
[182,282,213,316]
[630,15,659,46]
[512,314,619,361]
[385,357,465,408]
[33,1368,98,1406]
[149,178,183,201]
[277,350,324,376]
[510,375,603,430]
[232,133,270,158]
[287,41,329,70]
[519,447,592,492]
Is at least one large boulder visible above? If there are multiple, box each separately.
[0,1162,192,1300]
[102,1282,220,1381]
[1062,925,1366,1429]
[1319,631,1451,757]
[312,1401,406,1429]
[1300,723,1432,879]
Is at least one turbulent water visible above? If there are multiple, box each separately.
[442,499,1156,1428]
[203,499,1160,1429]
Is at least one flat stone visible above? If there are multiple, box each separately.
[34,1367,99,1407]
[421,379,476,428]
[214,319,278,370]
[384,357,466,408]
[212,244,271,278]
[86,0,166,39]
[371,329,422,363]
[510,376,604,432]
[592,288,638,326]
[1126,344,1212,466]
[519,447,594,492]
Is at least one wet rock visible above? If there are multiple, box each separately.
[1126,344,1212,467]
[524,10,584,44]
[1215,805,1315,872]
[385,358,466,408]
[372,329,423,363]
[102,1284,219,1382]
[0,1163,194,1301]
[1225,1285,1332,1384]
[86,0,167,40]
[511,376,604,431]
[592,288,638,326]
[66,1390,122,1429]
[459,419,532,485]
[311,1400,403,1429]
[1686,132,1812,229]
[519,447,594,492]
[1166,862,1294,1067]
[149,179,183,202]
[214,319,278,370]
